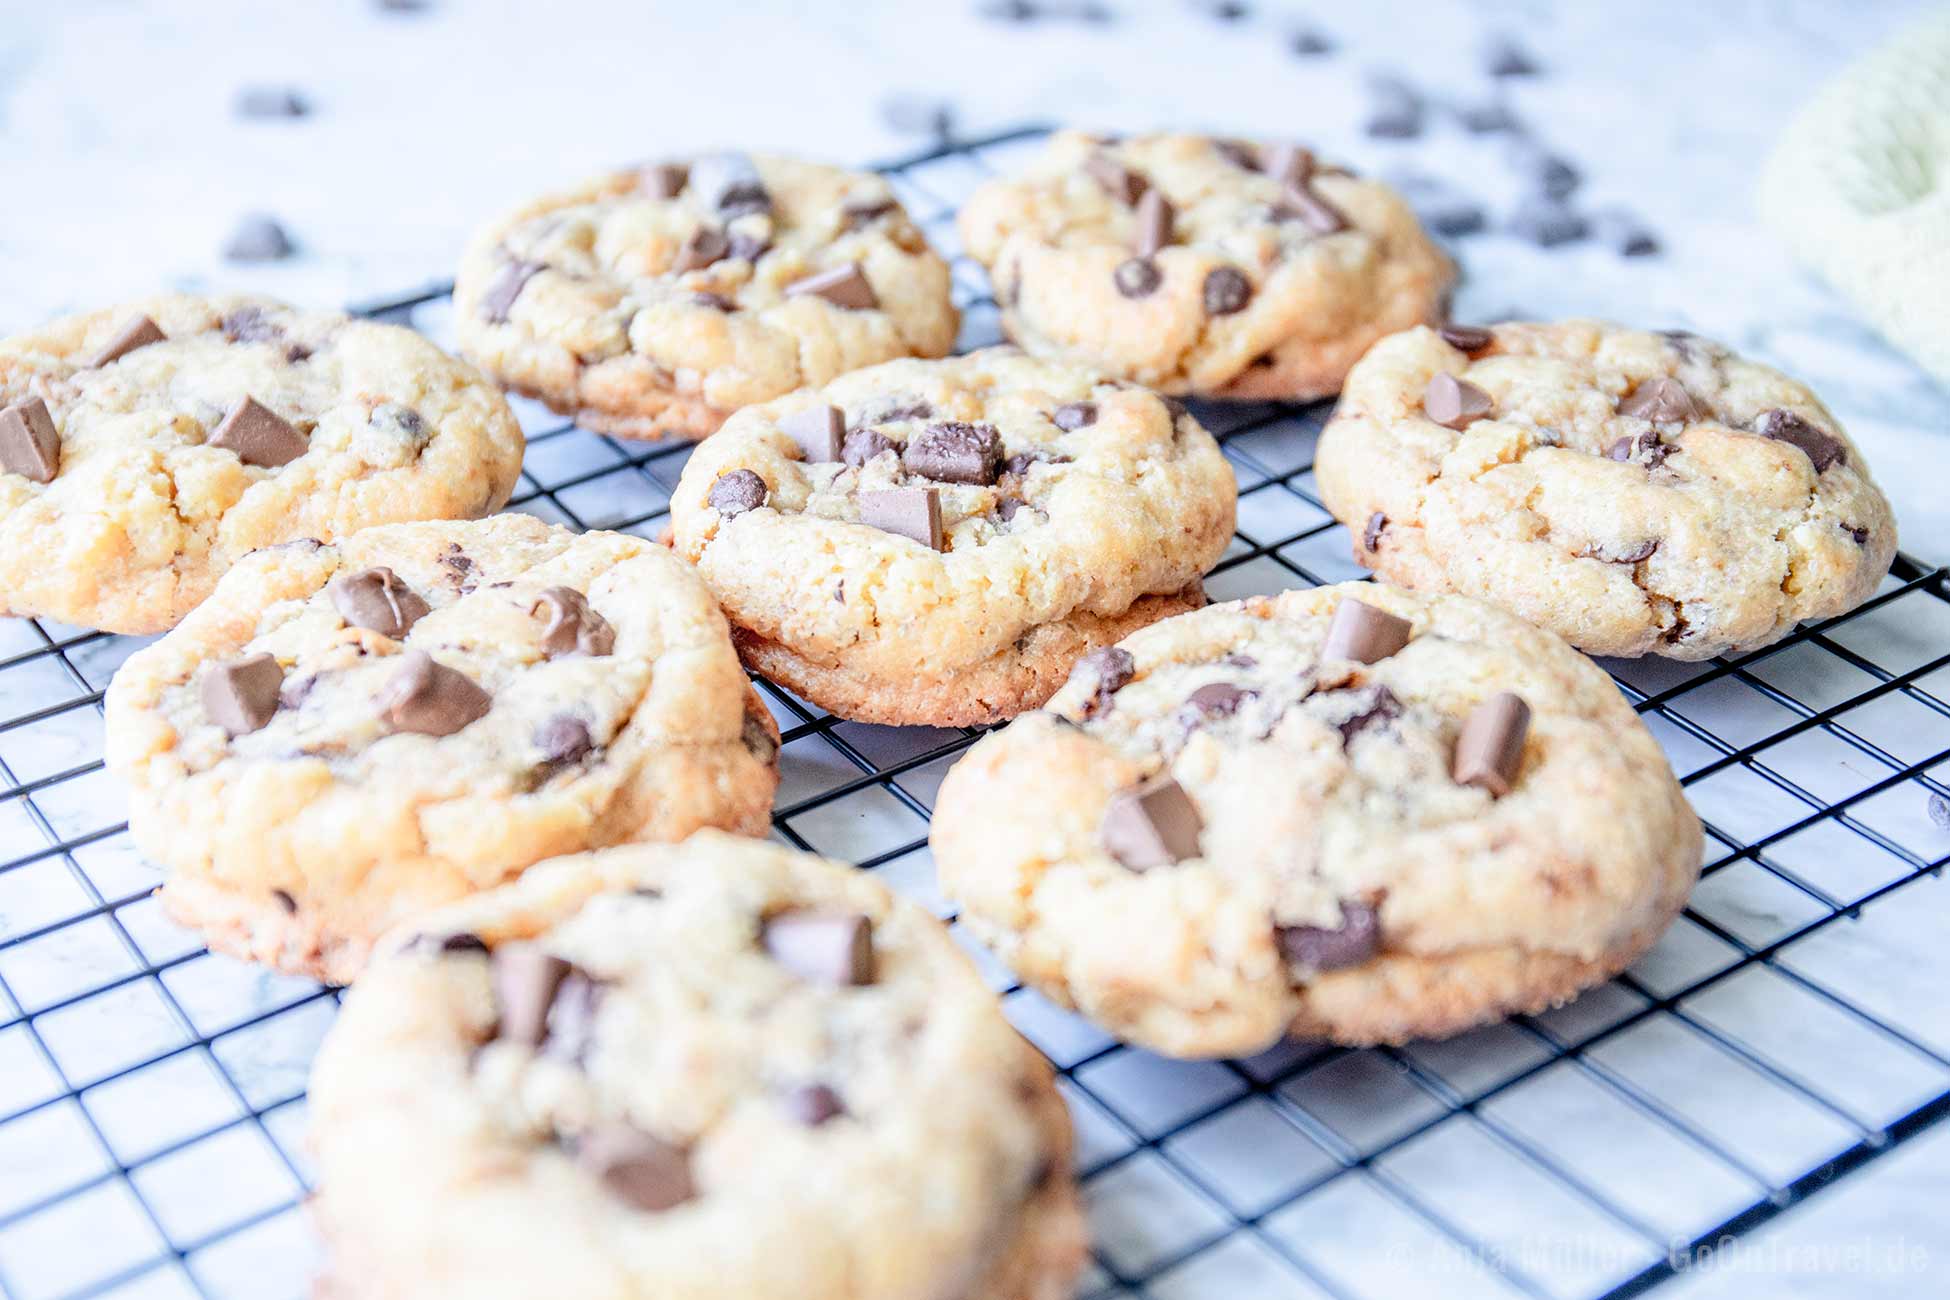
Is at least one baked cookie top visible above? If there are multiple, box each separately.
[1315,321,1899,660]
[309,834,1086,1300]
[957,130,1453,401]
[0,295,522,634]
[103,515,779,984]
[454,154,960,439]
[931,584,1701,1056]
[668,349,1236,703]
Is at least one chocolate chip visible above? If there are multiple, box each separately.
[1365,78,1424,139]
[530,587,615,659]
[0,398,60,483]
[708,469,767,517]
[857,487,944,550]
[672,226,728,273]
[1276,902,1380,972]
[785,263,877,310]
[369,403,427,444]
[762,911,875,985]
[210,396,307,467]
[1845,524,1871,546]
[1114,257,1162,298]
[779,405,844,463]
[783,1083,845,1126]
[271,888,297,914]
[1083,151,1147,205]
[1507,200,1588,247]
[220,306,284,345]
[577,1124,695,1212]
[89,315,167,368]
[378,650,491,737]
[1457,100,1520,133]
[1756,409,1845,473]
[1334,683,1403,745]
[640,161,689,199]
[202,652,283,736]
[690,292,736,312]
[1486,36,1541,77]
[1617,377,1702,424]
[841,426,895,467]
[727,229,771,262]
[1275,184,1349,235]
[438,933,488,954]
[224,214,295,262]
[1100,777,1204,870]
[1423,373,1494,430]
[329,567,429,639]
[482,259,542,323]
[1073,645,1135,718]
[1362,512,1387,553]
[1188,682,1253,718]
[235,86,309,119]
[1213,138,1260,170]
[1453,692,1530,796]
[1051,402,1096,430]
[903,422,1002,485]
[1223,653,1259,669]
[996,497,1026,523]
[1438,323,1494,353]
[1202,267,1253,317]
[1527,154,1581,201]
[689,151,770,215]
[1133,189,1174,257]
[1605,429,1673,467]
[840,197,898,230]
[1322,597,1412,664]
[1260,143,1313,189]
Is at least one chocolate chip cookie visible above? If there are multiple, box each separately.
[0,295,523,634]
[668,349,1237,726]
[931,583,1701,1056]
[1315,322,1898,659]
[309,833,1086,1300]
[103,515,779,984]
[958,130,1454,402]
[454,153,960,440]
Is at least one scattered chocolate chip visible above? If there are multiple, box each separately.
[329,567,429,638]
[1290,27,1334,55]
[1453,692,1530,796]
[210,396,307,467]
[640,161,689,199]
[378,650,491,737]
[1083,151,1147,205]
[1365,78,1425,139]
[224,214,295,263]
[1100,777,1204,870]
[1074,645,1135,718]
[271,888,297,914]
[1507,200,1588,247]
[1114,257,1162,298]
[841,426,895,467]
[904,421,1002,485]
[235,86,309,119]
[878,94,956,138]
[1423,373,1494,430]
[1755,409,1845,472]
[1438,323,1494,353]
[0,398,60,483]
[840,197,898,231]
[1198,0,1248,20]
[1183,681,1254,720]
[1333,683,1403,745]
[689,151,770,215]
[89,315,167,368]
[533,587,616,658]
[1618,377,1702,423]
[440,544,474,590]
[482,259,542,323]
[1276,902,1380,971]
[1202,267,1253,317]
[727,229,771,262]
[1362,512,1387,553]
[763,911,875,985]
[1223,653,1259,669]
[785,263,877,310]
[783,1083,845,1126]
[1486,36,1541,77]
[672,226,729,273]
[1322,598,1412,664]
[1527,154,1581,201]
[708,469,767,517]
[781,405,844,463]
[1410,192,1487,237]
[577,1124,695,1212]
[1051,402,1096,431]
[202,652,283,736]
[1132,188,1174,257]
[1845,524,1871,546]
[857,487,944,550]
[220,307,281,345]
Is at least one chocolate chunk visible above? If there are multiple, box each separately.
[0,398,60,483]
[1422,373,1494,430]
[672,226,728,273]
[1183,681,1254,722]
[727,229,771,262]
[1756,409,1845,472]
[1114,257,1162,298]
[1486,36,1541,77]
[1073,645,1135,718]
[439,932,489,954]
[220,306,284,344]
[210,396,307,467]
[235,86,309,119]
[1276,902,1380,972]
[785,263,877,310]
[1202,267,1253,317]
[1276,184,1349,235]
[1322,597,1412,664]
[857,487,944,550]
[378,650,491,737]
[1261,142,1313,189]
[1453,692,1530,796]
[1365,78,1424,139]
[1334,683,1403,745]
[783,1083,845,1126]
[577,1124,695,1212]
[1438,323,1494,353]
[529,716,593,769]
[490,945,569,1045]
[1132,188,1174,257]
[1100,777,1204,870]
[641,161,689,199]
[89,315,167,368]
[1617,377,1702,424]
[841,426,895,467]
[1051,402,1096,430]
[780,405,844,463]
[482,259,542,323]
[224,214,295,262]
[762,911,875,985]
[708,469,767,517]
[840,197,898,230]
[1507,200,1588,247]
[1291,26,1334,54]
[441,544,474,589]
[1605,429,1673,467]
[330,567,430,638]
[1213,138,1260,170]
[532,587,615,659]
[202,652,284,736]
[271,889,297,914]
[1083,151,1147,205]
[1362,512,1387,553]
[903,421,1002,485]
[1845,523,1871,546]
[689,151,769,215]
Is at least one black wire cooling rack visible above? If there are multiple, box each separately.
[1,125,1948,1300]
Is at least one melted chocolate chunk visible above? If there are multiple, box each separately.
[672,226,729,273]
[785,264,877,310]
[1617,377,1702,423]
[841,426,896,467]
[1755,408,1845,472]
[532,587,616,658]
[783,1083,845,1126]
[377,651,491,737]
[329,567,429,639]
[534,716,594,769]
[221,306,285,345]
[1073,646,1135,718]
[689,151,770,215]
[1051,402,1097,430]
[577,1125,695,1212]
[481,259,543,323]
[1422,373,1494,430]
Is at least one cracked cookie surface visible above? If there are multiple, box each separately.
[454,154,959,440]
[668,349,1236,726]
[958,130,1453,402]
[931,583,1701,1056]
[309,833,1086,1300]
[103,515,778,984]
[0,295,523,634]
[1315,321,1898,659]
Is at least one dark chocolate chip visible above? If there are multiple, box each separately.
[783,1083,845,1126]
[903,421,1002,485]
[841,426,896,467]
[1592,207,1660,256]
[1213,138,1261,170]
[224,214,295,263]
[1845,524,1871,546]
[1114,257,1162,298]
[640,161,689,199]
[330,567,429,639]
[542,970,603,1063]
[1617,377,1702,424]
[440,544,474,590]
[1100,778,1204,870]
[691,292,735,311]
[482,259,543,323]
[1453,692,1530,796]
[210,396,307,467]
[577,1125,695,1212]
[378,650,491,737]
[1422,373,1494,430]
[762,911,875,985]
[840,197,899,231]
[272,888,297,914]
[689,151,770,215]
[1132,189,1174,257]
[89,315,167,368]
[1322,598,1412,664]
[1073,645,1135,718]
[781,405,845,463]
[1083,151,1147,206]
[1276,901,1380,971]
[202,652,283,736]
[1333,683,1403,745]
[0,398,60,483]
[672,226,728,273]
[857,487,944,549]
[1051,402,1097,431]
[1362,512,1387,553]
[1438,323,1494,353]
[235,86,309,119]
[1755,409,1845,472]
[708,469,767,517]
[785,263,877,310]
[1202,267,1252,317]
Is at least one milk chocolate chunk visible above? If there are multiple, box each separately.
[1438,323,1494,353]
[708,469,767,517]
[1453,691,1530,796]
[903,421,1002,485]
[841,426,896,467]
[89,315,166,368]
[783,1083,845,1126]
[1051,401,1097,430]
[1605,429,1672,467]
[1114,257,1162,298]
[1755,408,1845,472]
[762,911,876,985]
[1276,902,1380,971]
[482,259,542,323]
[858,487,944,550]
[1213,138,1261,170]
[211,396,307,467]
[329,567,429,638]
[672,226,729,273]
[1101,777,1204,870]
[1133,188,1174,257]
[780,404,845,463]
[1423,373,1494,431]
[1260,142,1313,189]
[840,197,898,230]
[1617,377,1702,424]
[221,306,285,345]
[0,398,61,483]
[201,652,283,736]
[1083,151,1147,205]
[1203,267,1252,316]
[543,969,604,1063]
[378,650,491,737]
[689,151,769,215]
[786,263,877,310]
[641,161,689,199]
[1074,645,1135,718]
[1322,598,1412,664]
[490,945,571,1046]
[533,587,616,658]
[578,1125,695,1212]
[1363,512,1387,553]
[535,716,594,768]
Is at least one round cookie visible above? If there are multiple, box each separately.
[103,515,779,984]
[931,583,1701,1056]
[1315,321,1898,660]
[668,349,1237,727]
[957,130,1454,402]
[454,153,960,440]
[0,295,523,635]
[308,833,1087,1300]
